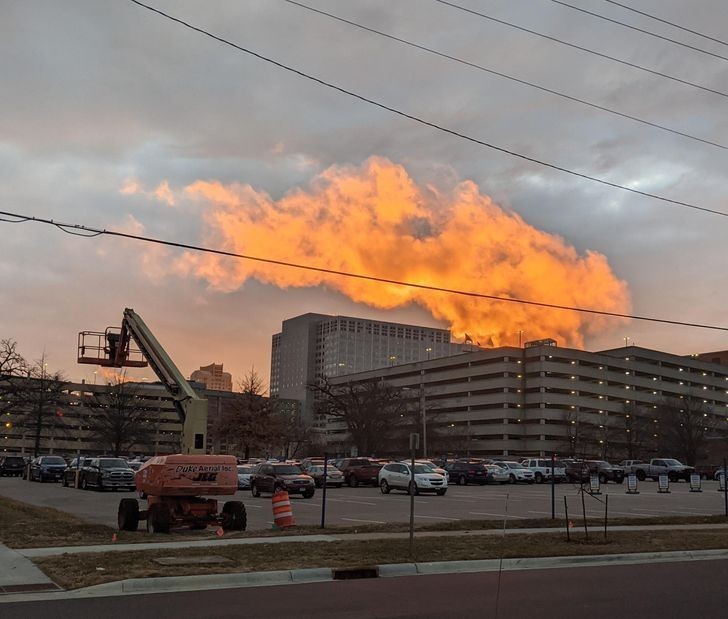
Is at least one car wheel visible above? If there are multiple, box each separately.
[536,472,544,484]
[62,476,69,488]
[599,473,608,485]
[408,481,419,496]
[436,489,447,496]
[222,501,247,531]
[146,503,171,534]
[457,475,466,486]
[380,479,390,494]
[81,476,89,490]
[636,470,646,481]
[616,477,624,485]
[302,489,315,499]
[251,483,260,498]
[336,484,343,488]
[97,480,105,491]
[118,498,140,531]
[350,476,359,488]
[509,474,516,484]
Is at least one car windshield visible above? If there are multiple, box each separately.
[274,465,302,475]
[100,459,128,468]
[42,457,65,465]
[237,466,253,473]
[663,459,682,466]
[5,457,24,463]
[413,464,436,474]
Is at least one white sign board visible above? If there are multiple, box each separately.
[689,473,701,492]
[627,473,638,493]
[658,474,670,492]
[589,473,600,494]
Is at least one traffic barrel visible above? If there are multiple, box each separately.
[272,489,295,529]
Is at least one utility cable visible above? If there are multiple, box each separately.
[281,0,727,151]
[549,0,728,63]
[3,209,728,333]
[126,0,727,218]
[433,0,728,100]
[600,0,728,48]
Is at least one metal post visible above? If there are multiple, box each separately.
[551,453,556,520]
[604,494,609,541]
[320,453,328,529]
[564,496,570,542]
[420,374,427,460]
[581,487,589,541]
[409,444,416,557]
[724,458,727,518]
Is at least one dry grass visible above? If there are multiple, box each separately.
[1,495,727,549]
[36,528,728,590]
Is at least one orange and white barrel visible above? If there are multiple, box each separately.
[272,489,295,529]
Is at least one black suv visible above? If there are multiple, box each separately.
[250,463,315,498]
[79,457,135,491]
[62,457,92,487]
[564,459,624,484]
[0,454,25,477]
[28,455,67,482]
[444,461,488,485]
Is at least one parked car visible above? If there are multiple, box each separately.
[79,457,135,491]
[379,462,447,495]
[0,454,26,477]
[563,459,624,484]
[493,461,535,484]
[714,466,728,481]
[484,464,510,484]
[631,459,692,482]
[127,461,143,471]
[61,457,92,487]
[236,464,255,490]
[337,458,382,487]
[444,461,488,485]
[307,465,345,488]
[28,455,67,482]
[250,463,315,498]
[414,460,449,481]
[300,457,326,472]
[619,460,647,476]
[520,458,567,483]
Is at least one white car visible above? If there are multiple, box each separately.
[485,464,510,484]
[414,460,449,482]
[379,462,448,495]
[494,461,535,484]
[236,464,255,490]
[520,458,567,483]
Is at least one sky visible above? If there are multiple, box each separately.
[1,0,727,391]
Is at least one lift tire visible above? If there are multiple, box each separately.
[147,503,171,534]
[118,498,140,531]
[222,501,247,531]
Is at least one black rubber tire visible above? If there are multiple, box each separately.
[535,472,543,484]
[509,474,516,484]
[118,498,140,531]
[97,480,105,491]
[636,470,646,482]
[302,489,315,499]
[62,476,69,488]
[599,473,608,485]
[380,479,390,494]
[457,475,466,486]
[616,477,624,485]
[436,489,447,496]
[408,481,419,496]
[222,501,247,531]
[146,503,171,534]
[81,476,89,490]
[350,476,359,488]
[251,483,260,498]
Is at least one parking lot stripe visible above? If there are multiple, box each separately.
[415,515,460,520]
[340,518,386,524]
[469,512,527,519]
[326,499,377,506]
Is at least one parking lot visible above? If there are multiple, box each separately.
[2,476,727,532]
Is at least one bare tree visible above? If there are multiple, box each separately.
[86,373,155,456]
[654,396,721,465]
[309,377,409,456]
[0,338,27,415]
[606,402,653,461]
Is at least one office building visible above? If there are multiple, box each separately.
[190,363,233,392]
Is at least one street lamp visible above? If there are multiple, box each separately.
[402,383,427,459]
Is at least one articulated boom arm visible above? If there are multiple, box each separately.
[78,308,207,454]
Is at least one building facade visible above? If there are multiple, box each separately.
[270,313,465,422]
[190,363,233,392]
[324,342,728,461]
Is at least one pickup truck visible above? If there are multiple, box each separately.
[520,458,567,483]
[631,458,694,482]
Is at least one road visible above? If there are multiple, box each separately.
[3,558,728,618]
[1,476,726,531]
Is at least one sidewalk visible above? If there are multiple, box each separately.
[0,544,58,594]
[17,521,728,558]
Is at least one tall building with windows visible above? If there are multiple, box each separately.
[270,313,465,422]
[190,363,233,392]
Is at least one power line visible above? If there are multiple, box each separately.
[126,0,727,219]
[601,0,728,48]
[549,0,728,63]
[2,209,728,333]
[433,0,728,100]
[280,0,727,151]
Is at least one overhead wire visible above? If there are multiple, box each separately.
[280,0,727,151]
[549,0,728,63]
[2,209,728,333]
[600,0,728,48]
[126,0,728,219]
[433,0,728,99]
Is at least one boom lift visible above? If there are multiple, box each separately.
[77,308,207,454]
[78,309,246,533]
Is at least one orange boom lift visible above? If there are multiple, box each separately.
[78,308,246,533]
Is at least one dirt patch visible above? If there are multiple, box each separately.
[35,529,728,590]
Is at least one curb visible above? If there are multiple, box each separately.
[3,547,728,604]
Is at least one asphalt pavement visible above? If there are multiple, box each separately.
[1,476,726,530]
[3,558,727,618]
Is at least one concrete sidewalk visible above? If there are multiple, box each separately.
[17,521,728,558]
[0,544,58,594]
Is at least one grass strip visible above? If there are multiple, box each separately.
[36,529,728,590]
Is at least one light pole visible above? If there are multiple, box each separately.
[420,372,427,460]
